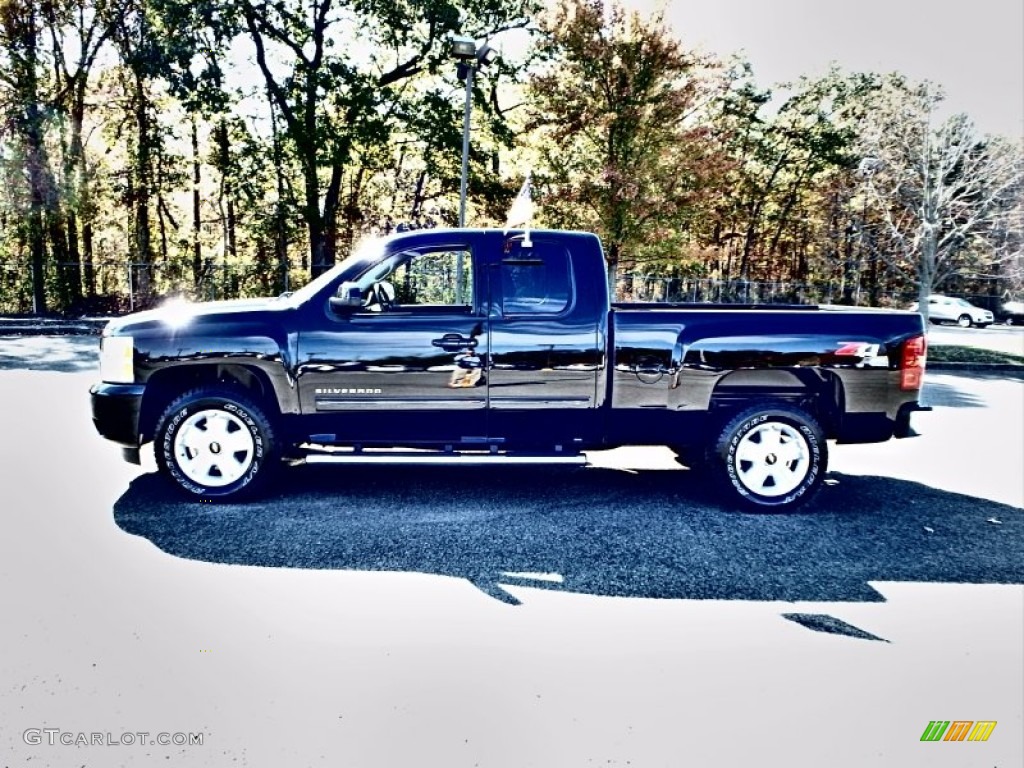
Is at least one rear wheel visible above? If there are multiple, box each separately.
[712,404,826,511]
[155,387,278,500]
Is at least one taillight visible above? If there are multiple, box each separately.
[900,335,927,390]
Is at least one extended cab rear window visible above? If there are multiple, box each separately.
[500,241,572,315]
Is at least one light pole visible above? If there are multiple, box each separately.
[449,36,496,304]
[450,36,497,228]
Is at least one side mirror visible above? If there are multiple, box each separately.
[329,281,363,313]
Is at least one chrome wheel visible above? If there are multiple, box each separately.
[957,314,972,328]
[732,421,811,497]
[173,408,256,487]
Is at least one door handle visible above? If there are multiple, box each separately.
[432,333,476,352]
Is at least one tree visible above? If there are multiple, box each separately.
[42,0,120,308]
[147,0,236,288]
[706,66,891,294]
[857,81,1024,321]
[238,0,536,277]
[109,0,168,302]
[0,0,60,313]
[527,0,728,292]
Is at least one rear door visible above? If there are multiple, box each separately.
[486,234,602,447]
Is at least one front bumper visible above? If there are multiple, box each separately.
[90,382,146,448]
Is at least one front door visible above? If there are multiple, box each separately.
[296,243,489,445]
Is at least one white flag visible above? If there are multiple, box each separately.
[505,173,533,230]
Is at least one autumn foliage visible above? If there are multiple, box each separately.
[0,0,1020,314]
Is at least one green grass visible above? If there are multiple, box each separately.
[928,345,1024,365]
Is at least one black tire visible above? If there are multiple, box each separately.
[154,386,278,500]
[957,314,972,328]
[711,404,827,511]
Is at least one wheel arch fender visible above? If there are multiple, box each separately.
[708,368,845,438]
[139,363,283,444]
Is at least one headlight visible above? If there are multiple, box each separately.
[100,335,134,383]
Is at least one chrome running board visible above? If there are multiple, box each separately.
[299,450,587,467]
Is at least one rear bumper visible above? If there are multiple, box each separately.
[894,401,932,438]
[836,401,931,443]
[90,382,145,447]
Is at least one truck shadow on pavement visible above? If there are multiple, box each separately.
[112,465,1023,620]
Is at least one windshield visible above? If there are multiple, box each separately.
[285,238,386,307]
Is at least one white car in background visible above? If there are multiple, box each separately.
[909,295,994,328]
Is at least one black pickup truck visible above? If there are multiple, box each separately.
[90,228,929,509]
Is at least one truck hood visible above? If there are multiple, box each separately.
[104,296,288,335]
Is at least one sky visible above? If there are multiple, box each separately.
[625,0,1024,139]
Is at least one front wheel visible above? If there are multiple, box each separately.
[957,314,972,328]
[712,405,827,511]
[154,387,278,500]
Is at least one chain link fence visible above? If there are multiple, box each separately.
[0,258,295,315]
[615,274,919,308]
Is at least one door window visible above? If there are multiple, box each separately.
[500,242,572,315]
[391,249,473,308]
[350,247,475,313]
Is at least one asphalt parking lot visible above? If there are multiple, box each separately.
[1,335,1021,768]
